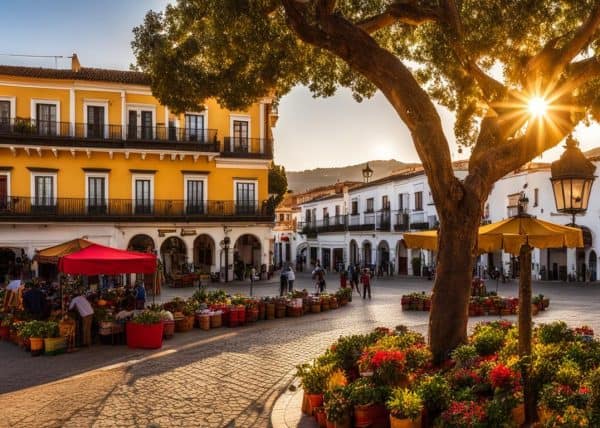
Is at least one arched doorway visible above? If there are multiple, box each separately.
[296,243,308,272]
[128,234,155,253]
[160,237,187,279]
[377,241,390,275]
[234,234,262,280]
[349,240,359,266]
[194,234,215,273]
[589,250,597,281]
[362,241,372,268]
[0,248,16,281]
[396,240,408,275]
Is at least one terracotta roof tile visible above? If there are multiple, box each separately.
[0,65,150,86]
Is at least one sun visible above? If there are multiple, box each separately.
[528,96,549,117]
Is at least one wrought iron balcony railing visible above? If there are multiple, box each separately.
[0,197,274,221]
[222,137,273,159]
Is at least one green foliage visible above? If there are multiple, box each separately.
[555,360,582,388]
[132,310,162,325]
[347,378,389,406]
[417,374,452,414]
[324,387,352,423]
[18,320,57,338]
[268,163,287,206]
[386,388,422,420]
[537,321,574,345]
[472,325,505,356]
[296,361,332,395]
[328,332,381,373]
[587,367,600,426]
[451,344,478,368]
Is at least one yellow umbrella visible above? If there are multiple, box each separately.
[403,216,582,254]
[36,238,95,264]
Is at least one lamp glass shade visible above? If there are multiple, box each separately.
[551,177,594,214]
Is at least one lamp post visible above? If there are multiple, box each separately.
[220,236,231,282]
[362,162,373,183]
[550,135,596,225]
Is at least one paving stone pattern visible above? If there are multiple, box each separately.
[1,275,600,427]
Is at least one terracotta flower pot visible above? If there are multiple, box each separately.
[315,408,327,428]
[511,403,525,426]
[0,326,9,340]
[29,337,44,356]
[307,393,324,412]
[354,404,388,428]
[390,414,421,428]
[163,320,175,338]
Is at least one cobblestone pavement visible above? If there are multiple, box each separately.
[1,274,600,428]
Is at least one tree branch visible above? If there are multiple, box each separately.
[556,56,600,97]
[281,0,458,202]
[356,1,438,33]
[439,0,507,101]
[524,1,600,90]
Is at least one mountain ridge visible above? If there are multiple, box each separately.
[286,159,420,192]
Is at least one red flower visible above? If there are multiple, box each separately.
[490,364,519,391]
[370,350,406,369]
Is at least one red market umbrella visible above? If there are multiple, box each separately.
[58,244,157,275]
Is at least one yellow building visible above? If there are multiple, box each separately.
[0,55,276,282]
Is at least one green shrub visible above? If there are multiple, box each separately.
[417,374,451,414]
[132,310,162,325]
[555,360,582,388]
[451,344,478,368]
[472,325,505,356]
[324,387,352,422]
[537,321,574,345]
[386,388,422,420]
[586,367,600,426]
[296,362,331,395]
[348,378,389,406]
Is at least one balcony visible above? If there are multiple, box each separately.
[0,197,274,222]
[348,212,375,231]
[316,215,347,233]
[0,119,274,159]
[0,118,219,152]
[376,209,391,231]
[394,210,410,231]
[222,137,273,159]
[298,221,318,238]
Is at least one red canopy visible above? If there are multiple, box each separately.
[58,244,157,275]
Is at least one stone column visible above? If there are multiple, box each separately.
[566,248,576,281]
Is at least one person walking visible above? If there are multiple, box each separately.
[360,268,372,300]
[286,265,295,292]
[69,293,94,346]
[352,264,361,294]
[279,268,288,296]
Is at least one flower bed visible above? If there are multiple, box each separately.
[401,292,550,316]
[296,321,599,427]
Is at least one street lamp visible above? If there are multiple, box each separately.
[220,236,231,282]
[362,162,373,183]
[550,135,596,225]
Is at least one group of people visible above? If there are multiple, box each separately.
[279,264,296,296]
[346,264,372,299]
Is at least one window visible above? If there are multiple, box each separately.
[351,200,358,215]
[134,178,152,214]
[186,178,205,214]
[0,173,9,210]
[36,103,57,136]
[335,205,340,216]
[279,213,285,222]
[382,195,389,210]
[366,198,374,213]
[236,181,256,214]
[323,207,329,218]
[32,175,55,212]
[127,108,154,140]
[185,114,204,142]
[232,120,249,151]
[306,209,312,223]
[87,105,105,138]
[0,100,10,126]
[398,193,409,212]
[414,192,423,211]
[87,176,107,214]
[534,188,539,207]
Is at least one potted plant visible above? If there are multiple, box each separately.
[324,387,352,428]
[0,314,13,340]
[416,375,451,423]
[43,321,65,355]
[387,388,422,428]
[126,310,164,349]
[296,362,330,414]
[159,310,175,339]
[348,378,389,427]
[20,320,47,356]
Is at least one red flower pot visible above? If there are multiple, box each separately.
[315,408,327,428]
[307,393,324,412]
[354,404,389,428]
[126,322,164,349]
[0,326,9,340]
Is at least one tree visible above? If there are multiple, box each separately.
[133,0,600,361]
[268,162,288,207]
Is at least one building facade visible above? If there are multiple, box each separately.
[294,165,468,275]
[0,55,276,282]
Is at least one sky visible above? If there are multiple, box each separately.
[1,0,598,172]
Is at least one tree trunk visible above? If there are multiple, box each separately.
[518,244,535,424]
[429,209,480,363]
